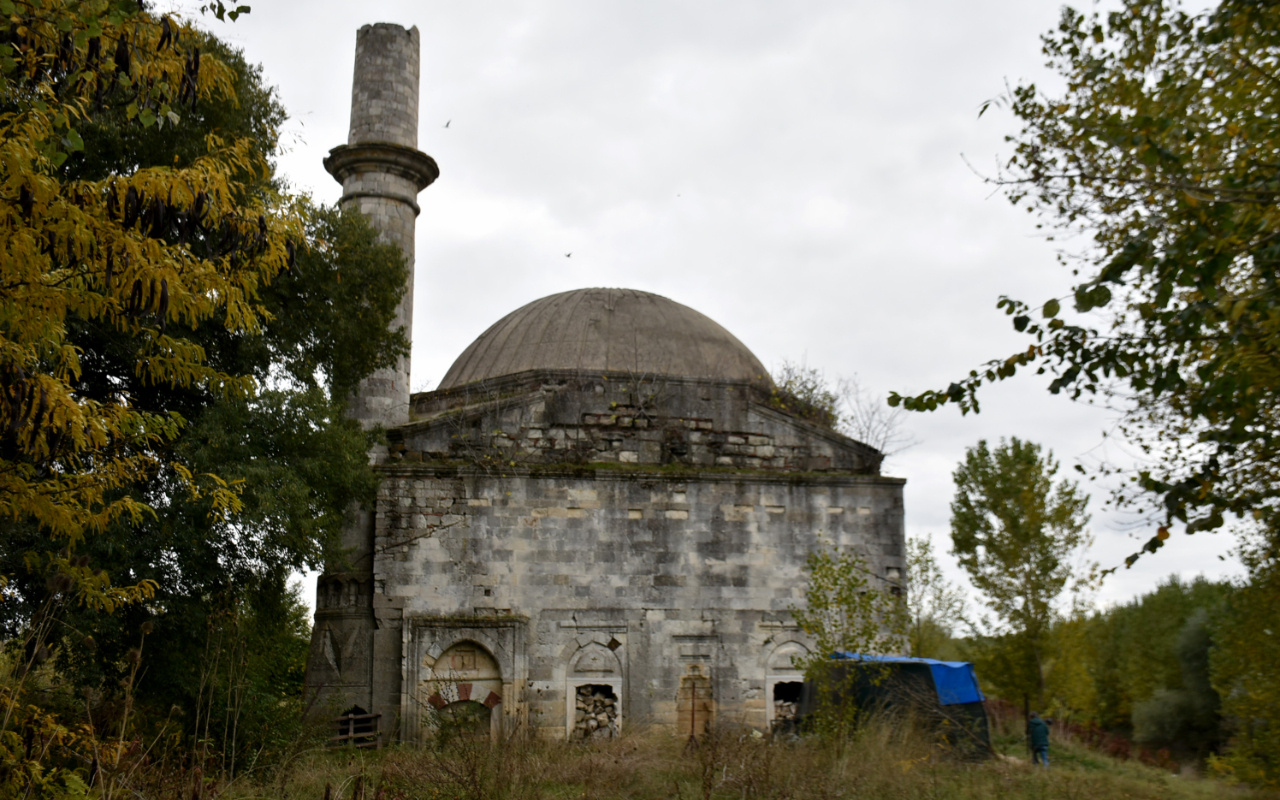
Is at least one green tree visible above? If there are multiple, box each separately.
[1042,611,1098,723]
[1083,576,1227,735]
[0,1,409,790]
[1210,542,1280,785]
[792,543,905,662]
[0,1,304,793]
[879,0,1280,776]
[1031,576,1228,755]
[0,203,406,776]
[889,0,1280,567]
[0,0,300,564]
[1131,608,1222,756]
[950,438,1092,709]
[791,543,906,734]
[904,536,965,660]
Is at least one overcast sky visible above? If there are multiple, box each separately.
[169,0,1243,611]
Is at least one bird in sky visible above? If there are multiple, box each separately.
[443,120,451,128]
[565,253,572,258]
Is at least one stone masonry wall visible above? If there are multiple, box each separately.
[333,23,426,429]
[342,183,419,426]
[348,24,419,148]
[398,372,882,474]
[376,465,905,739]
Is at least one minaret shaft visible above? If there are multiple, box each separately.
[324,23,438,429]
[305,22,437,738]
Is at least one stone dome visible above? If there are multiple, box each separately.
[438,288,769,390]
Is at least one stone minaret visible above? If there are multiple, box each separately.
[306,23,437,735]
[324,23,438,428]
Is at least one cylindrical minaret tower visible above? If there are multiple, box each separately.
[324,23,438,428]
[306,23,437,737]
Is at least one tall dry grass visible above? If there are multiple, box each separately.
[224,714,1273,800]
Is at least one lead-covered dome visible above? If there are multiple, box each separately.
[438,288,769,390]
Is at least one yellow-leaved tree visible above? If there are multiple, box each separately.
[1,0,301,602]
[1,2,302,794]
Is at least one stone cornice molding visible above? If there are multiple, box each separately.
[325,141,440,214]
[376,462,907,486]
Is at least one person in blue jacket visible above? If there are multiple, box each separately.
[1027,711,1051,766]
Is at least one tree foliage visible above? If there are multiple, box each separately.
[792,543,905,664]
[0,4,303,791]
[1086,577,1226,735]
[1209,543,1280,785]
[772,360,914,457]
[890,0,1280,565]
[0,0,301,590]
[950,438,1093,707]
[998,576,1229,759]
[881,0,1280,777]
[791,543,905,735]
[1131,609,1220,753]
[770,361,841,431]
[904,536,965,660]
[0,0,406,606]
[0,1,411,792]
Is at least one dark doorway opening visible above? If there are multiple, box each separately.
[772,682,802,735]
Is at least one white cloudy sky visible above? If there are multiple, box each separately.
[168,0,1243,609]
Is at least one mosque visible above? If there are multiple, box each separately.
[304,23,906,743]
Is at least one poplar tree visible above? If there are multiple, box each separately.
[950,438,1092,709]
[880,1,1280,776]
[905,537,965,659]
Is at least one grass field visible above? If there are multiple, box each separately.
[220,720,1276,800]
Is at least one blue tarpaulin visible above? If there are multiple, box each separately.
[831,652,985,706]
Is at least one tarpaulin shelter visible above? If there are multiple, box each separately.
[798,652,992,757]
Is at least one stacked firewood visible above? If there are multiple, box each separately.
[773,699,799,728]
[573,686,619,739]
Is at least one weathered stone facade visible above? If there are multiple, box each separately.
[370,462,903,739]
[305,26,907,744]
[308,310,907,740]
